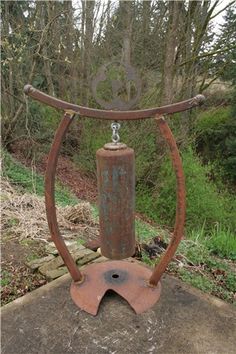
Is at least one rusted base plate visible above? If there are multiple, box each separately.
[70,260,161,316]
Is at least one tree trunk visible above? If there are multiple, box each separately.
[142,0,151,68]
[64,0,78,102]
[121,1,133,101]
[81,0,95,105]
[40,3,54,95]
[161,1,182,105]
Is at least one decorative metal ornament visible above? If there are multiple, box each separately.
[24,81,205,316]
[91,61,142,110]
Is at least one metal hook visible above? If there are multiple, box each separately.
[111,122,121,144]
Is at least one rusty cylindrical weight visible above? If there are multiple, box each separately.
[97,142,135,259]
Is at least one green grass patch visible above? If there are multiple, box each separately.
[26,253,40,262]
[135,218,157,242]
[6,217,19,228]
[205,225,236,260]
[139,222,236,305]
[177,239,210,266]
[77,238,86,246]
[187,224,236,261]
[179,270,215,293]
[225,273,236,292]
[20,239,37,247]
[2,150,78,206]
[1,271,11,287]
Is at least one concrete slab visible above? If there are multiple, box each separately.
[1,272,236,354]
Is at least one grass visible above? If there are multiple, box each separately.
[1,271,11,287]
[185,223,236,261]
[26,253,40,262]
[2,149,235,305]
[174,228,236,304]
[205,225,236,260]
[179,270,216,293]
[20,239,37,247]
[137,220,236,305]
[135,218,158,242]
[2,150,78,206]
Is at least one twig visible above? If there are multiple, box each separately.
[4,90,26,105]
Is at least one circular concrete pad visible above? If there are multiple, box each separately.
[70,260,161,315]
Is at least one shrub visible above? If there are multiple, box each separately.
[195,106,236,183]
[136,148,236,232]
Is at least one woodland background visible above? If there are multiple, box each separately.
[1,1,236,302]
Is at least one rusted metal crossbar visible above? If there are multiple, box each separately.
[24,84,204,120]
[24,84,204,314]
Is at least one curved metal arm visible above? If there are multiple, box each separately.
[45,112,83,282]
[25,84,203,286]
[24,84,205,121]
[149,116,186,286]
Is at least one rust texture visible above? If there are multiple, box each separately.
[97,145,135,259]
[24,83,204,315]
[45,112,82,282]
[149,116,186,286]
[70,260,161,315]
[24,84,205,120]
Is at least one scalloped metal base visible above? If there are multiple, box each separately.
[70,260,161,316]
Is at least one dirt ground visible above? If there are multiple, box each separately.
[1,236,47,305]
[1,150,99,305]
[11,149,97,203]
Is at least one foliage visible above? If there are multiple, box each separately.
[2,150,78,206]
[195,106,231,131]
[74,118,158,181]
[2,0,234,148]
[195,106,236,183]
[73,118,110,174]
[136,148,236,232]
[177,239,210,266]
[216,7,236,83]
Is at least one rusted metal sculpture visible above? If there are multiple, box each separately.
[24,79,204,315]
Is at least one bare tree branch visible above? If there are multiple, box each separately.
[179,45,236,67]
[210,0,235,21]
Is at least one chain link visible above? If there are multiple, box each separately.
[111,122,121,143]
